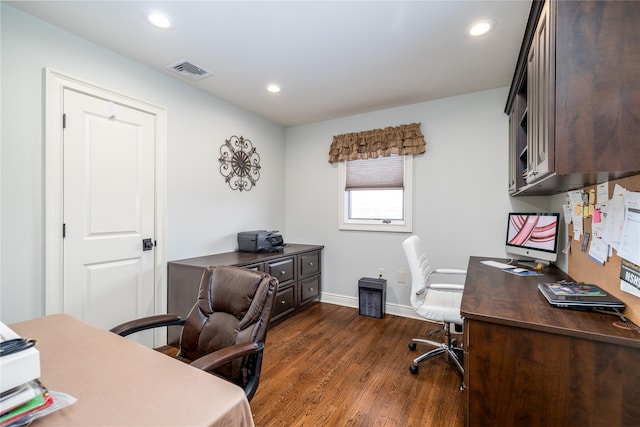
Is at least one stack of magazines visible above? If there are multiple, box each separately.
[1,323,75,426]
[0,380,53,426]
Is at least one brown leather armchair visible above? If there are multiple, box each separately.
[110,265,278,401]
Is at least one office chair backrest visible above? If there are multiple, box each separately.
[402,235,434,310]
[180,265,277,390]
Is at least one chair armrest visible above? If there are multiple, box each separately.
[109,314,184,337]
[432,268,467,276]
[430,283,464,291]
[416,283,464,296]
[190,342,265,372]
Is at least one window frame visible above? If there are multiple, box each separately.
[338,155,413,232]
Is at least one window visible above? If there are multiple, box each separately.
[338,154,413,232]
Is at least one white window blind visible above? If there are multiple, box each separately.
[345,155,404,190]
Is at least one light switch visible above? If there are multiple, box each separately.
[397,270,405,283]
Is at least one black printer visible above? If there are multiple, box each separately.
[237,230,285,253]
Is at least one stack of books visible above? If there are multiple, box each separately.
[0,381,53,426]
[0,323,53,426]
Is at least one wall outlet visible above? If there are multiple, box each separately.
[377,268,385,279]
[397,270,405,283]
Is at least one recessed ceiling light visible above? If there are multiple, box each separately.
[468,19,496,37]
[146,11,172,29]
[267,84,281,93]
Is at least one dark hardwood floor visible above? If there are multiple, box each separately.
[250,302,465,427]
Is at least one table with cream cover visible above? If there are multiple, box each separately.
[9,314,255,426]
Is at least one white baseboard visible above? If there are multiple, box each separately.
[319,292,423,321]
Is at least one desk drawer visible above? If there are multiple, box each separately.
[242,262,264,272]
[299,251,320,278]
[266,257,295,285]
[272,285,295,320]
[299,275,320,305]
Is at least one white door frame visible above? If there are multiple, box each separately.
[44,68,167,342]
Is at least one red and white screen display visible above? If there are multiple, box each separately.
[506,214,558,252]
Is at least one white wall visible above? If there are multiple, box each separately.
[0,4,559,324]
[0,4,286,323]
[284,88,554,312]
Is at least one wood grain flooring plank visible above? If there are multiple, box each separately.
[251,303,465,427]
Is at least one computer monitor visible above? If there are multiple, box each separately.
[505,212,560,268]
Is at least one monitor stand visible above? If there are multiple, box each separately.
[517,259,549,271]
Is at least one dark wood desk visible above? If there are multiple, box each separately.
[461,256,640,427]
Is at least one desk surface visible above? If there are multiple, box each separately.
[461,256,640,348]
[169,243,324,268]
[10,314,255,427]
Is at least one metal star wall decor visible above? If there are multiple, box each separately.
[218,135,261,191]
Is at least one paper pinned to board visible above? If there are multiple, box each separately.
[563,204,573,224]
[601,184,627,250]
[588,237,608,265]
[597,182,609,204]
[616,191,640,266]
[573,204,583,240]
[593,208,602,223]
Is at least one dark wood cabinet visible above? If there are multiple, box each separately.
[167,244,323,345]
[505,0,640,196]
[508,92,528,193]
[461,257,640,426]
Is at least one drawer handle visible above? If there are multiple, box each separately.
[280,300,286,304]
[308,287,314,291]
[308,262,314,266]
[280,270,286,275]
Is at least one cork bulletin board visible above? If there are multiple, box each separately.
[567,174,640,324]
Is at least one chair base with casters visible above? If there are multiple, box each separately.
[408,321,464,388]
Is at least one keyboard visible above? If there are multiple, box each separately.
[480,260,514,269]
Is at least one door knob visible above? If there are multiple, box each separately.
[142,238,154,251]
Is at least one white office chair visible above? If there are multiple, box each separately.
[402,235,466,381]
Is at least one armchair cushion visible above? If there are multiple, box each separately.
[179,266,277,391]
[417,289,463,325]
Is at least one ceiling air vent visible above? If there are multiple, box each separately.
[166,60,213,81]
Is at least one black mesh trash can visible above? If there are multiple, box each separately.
[358,277,386,318]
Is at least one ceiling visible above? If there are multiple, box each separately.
[6,1,532,127]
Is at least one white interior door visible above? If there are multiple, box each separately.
[62,88,156,344]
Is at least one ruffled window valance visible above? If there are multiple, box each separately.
[328,123,426,164]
